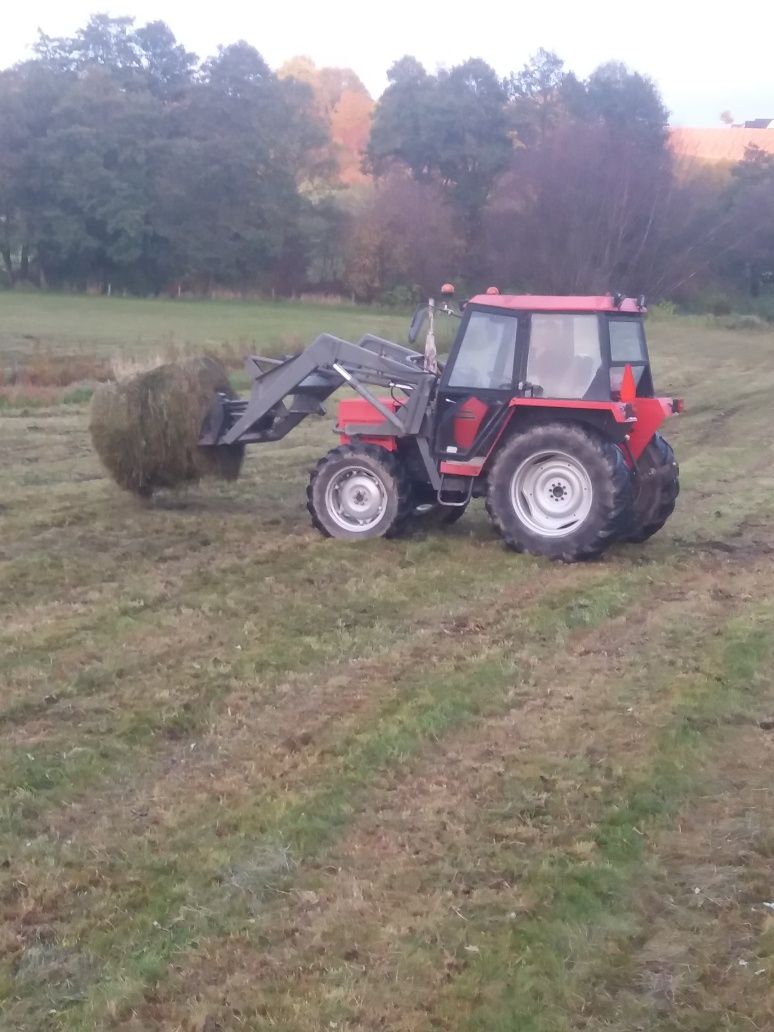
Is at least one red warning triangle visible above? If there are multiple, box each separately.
[620,363,637,403]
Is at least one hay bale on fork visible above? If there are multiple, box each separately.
[89,355,244,496]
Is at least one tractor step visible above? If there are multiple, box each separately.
[437,474,474,507]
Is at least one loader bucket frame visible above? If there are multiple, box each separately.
[199,334,437,448]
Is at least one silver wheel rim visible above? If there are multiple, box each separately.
[325,466,388,533]
[510,450,593,537]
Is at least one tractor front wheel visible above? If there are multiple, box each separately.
[622,433,679,543]
[486,423,631,562]
[307,444,412,540]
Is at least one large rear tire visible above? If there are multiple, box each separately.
[622,433,679,543]
[485,422,631,562]
[307,444,412,540]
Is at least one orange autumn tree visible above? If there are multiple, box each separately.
[279,56,373,185]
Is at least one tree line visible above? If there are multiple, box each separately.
[0,15,772,304]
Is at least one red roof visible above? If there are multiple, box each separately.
[669,127,774,165]
[469,294,642,314]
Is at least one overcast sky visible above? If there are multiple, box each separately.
[2,0,773,127]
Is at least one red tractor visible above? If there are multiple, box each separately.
[200,290,681,562]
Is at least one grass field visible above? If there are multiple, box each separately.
[2,294,774,1031]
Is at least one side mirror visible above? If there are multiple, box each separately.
[408,303,428,346]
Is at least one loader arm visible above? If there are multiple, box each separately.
[199,333,437,448]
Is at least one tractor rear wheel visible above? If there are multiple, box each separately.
[485,422,631,562]
[622,433,679,543]
[307,444,412,540]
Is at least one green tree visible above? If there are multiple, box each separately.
[367,57,510,276]
[0,21,326,294]
[153,42,325,291]
[367,57,437,180]
[0,60,71,284]
[506,48,571,145]
[579,61,669,144]
[34,14,196,99]
[726,147,774,296]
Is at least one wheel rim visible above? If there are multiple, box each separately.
[510,450,593,537]
[325,466,388,533]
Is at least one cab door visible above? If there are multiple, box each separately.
[435,308,524,459]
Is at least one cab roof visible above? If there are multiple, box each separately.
[467,294,643,314]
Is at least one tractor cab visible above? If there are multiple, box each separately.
[441,293,653,400]
[434,294,660,462]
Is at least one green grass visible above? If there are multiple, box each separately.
[0,291,409,368]
[1,293,774,1030]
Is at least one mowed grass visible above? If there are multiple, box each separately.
[1,294,774,1031]
[0,292,409,370]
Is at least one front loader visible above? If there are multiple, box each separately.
[199,290,681,562]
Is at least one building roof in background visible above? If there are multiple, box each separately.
[670,127,774,164]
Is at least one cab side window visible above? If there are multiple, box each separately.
[447,312,518,390]
[609,317,648,393]
[526,314,602,398]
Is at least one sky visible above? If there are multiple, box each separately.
[1,0,773,127]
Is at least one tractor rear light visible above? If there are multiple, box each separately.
[672,398,684,413]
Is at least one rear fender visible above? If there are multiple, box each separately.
[627,398,673,460]
[501,399,633,452]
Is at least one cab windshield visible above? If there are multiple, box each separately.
[446,311,518,390]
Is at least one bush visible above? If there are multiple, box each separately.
[379,285,421,309]
[63,385,95,405]
[4,351,113,387]
[718,313,768,332]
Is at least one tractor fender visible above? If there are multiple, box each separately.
[501,399,632,448]
[438,400,631,480]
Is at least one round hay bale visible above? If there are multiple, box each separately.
[89,355,245,496]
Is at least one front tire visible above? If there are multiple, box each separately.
[307,444,412,540]
[485,423,631,562]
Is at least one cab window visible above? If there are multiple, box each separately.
[447,312,518,390]
[526,314,602,398]
[609,317,647,392]
[609,318,646,363]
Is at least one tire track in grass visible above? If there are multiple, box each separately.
[1,557,613,872]
[0,526,512,733]
[0,543,569,844]
[430,604,774,1032]
[5,555,747,1031]
[133,568,774,1031]
[0,558,608,963]
[580,721,774,1031]
[1,565,644,1030]
[150,589,722,1028]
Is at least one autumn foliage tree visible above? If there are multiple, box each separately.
[344,172,461,301]
[278,56,373,185]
